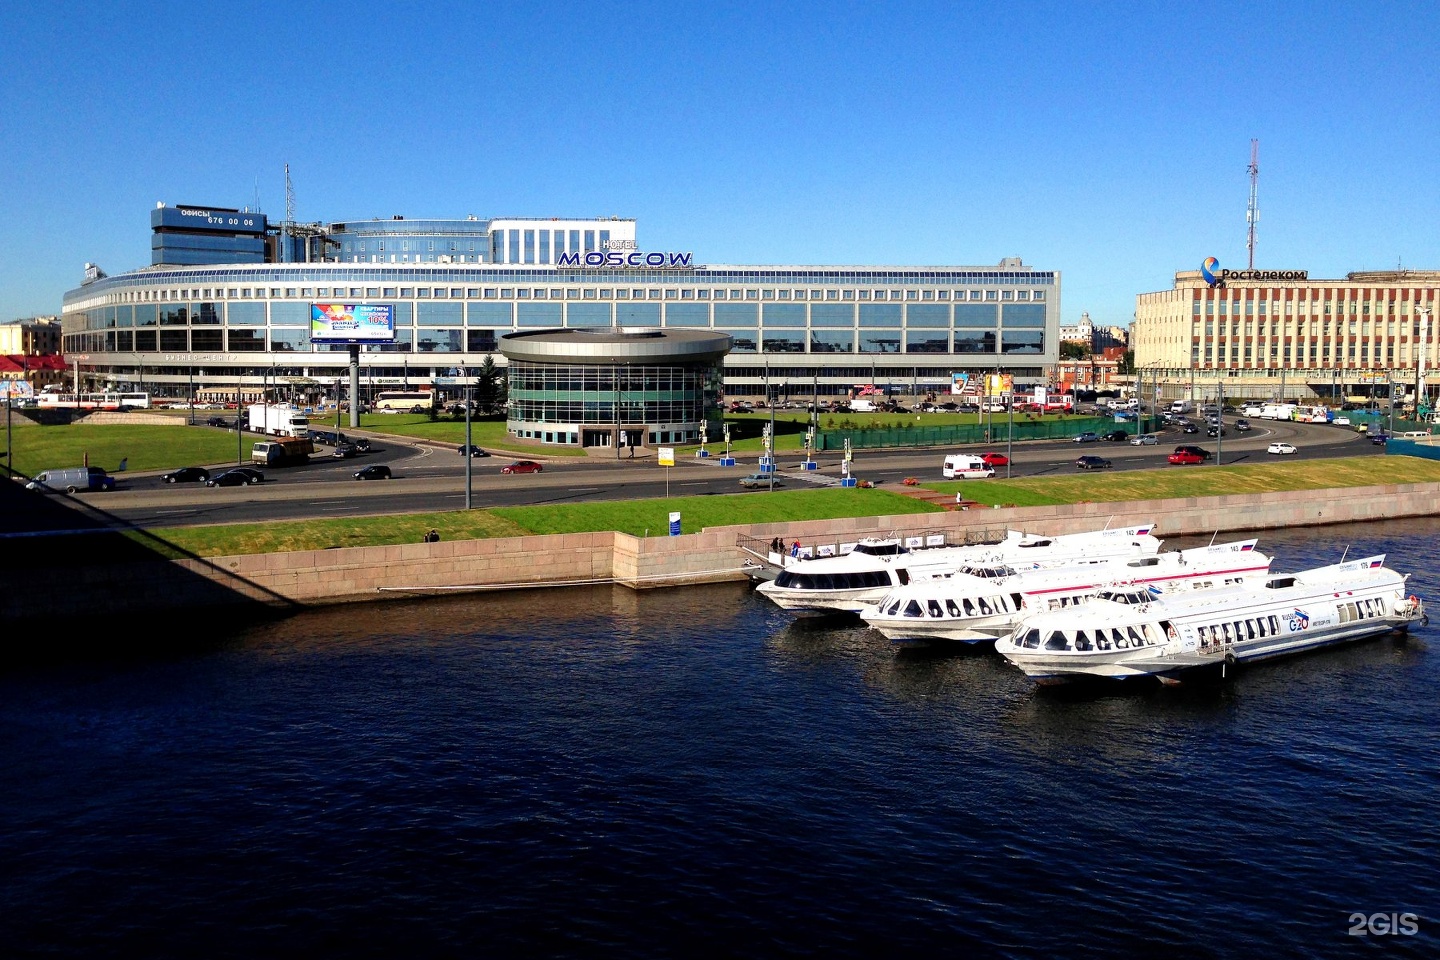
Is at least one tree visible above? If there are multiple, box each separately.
[1117,351,1135,376]
[1059,341,1088,360]
[476,354,506,413]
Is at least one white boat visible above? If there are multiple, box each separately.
[860,539,1271,645]
[994,555,1424,684]
[755,524,1161,616]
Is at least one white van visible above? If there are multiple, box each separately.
[25,466,116,494]
[942,454,996,479]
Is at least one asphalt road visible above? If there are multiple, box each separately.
[43,416,1386,530]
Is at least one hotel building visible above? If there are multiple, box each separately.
[59,204,1061,447]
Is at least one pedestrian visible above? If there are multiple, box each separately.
[790,540,801,558]
[424,529,440,543]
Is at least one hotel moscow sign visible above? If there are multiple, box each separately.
[1202,257,1307,287]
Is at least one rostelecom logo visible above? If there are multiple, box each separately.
[1201,257,1222,286]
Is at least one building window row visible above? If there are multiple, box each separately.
[96,285,1045,304]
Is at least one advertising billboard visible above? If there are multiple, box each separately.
[310,304,396,344]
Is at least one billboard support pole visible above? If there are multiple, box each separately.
[349,345,360,429]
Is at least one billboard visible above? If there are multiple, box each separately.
[310,304,396,344]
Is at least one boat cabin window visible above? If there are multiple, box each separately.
[854,541,906,557]
[1020,629,1041,649]
[927,599,943,618]
[1074,631,1092,651]
[1127,557,1160,567]
[1017,539,1053,548]
[1094,629,1111,651]
[978,597,992,615]
[1128,626,1146,646]
[903,600,923,617]
[1111,628,1128,649]
[945,599,962,617]
[1266,576,1296,589]
[1045,630,1070,650]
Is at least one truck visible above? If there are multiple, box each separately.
[1258,403,1297,421]
[247,403,311,438]
[251,438,315,467]
[849,399,877,412]
[1169,399,1193,415]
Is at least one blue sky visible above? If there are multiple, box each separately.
[3,1,1437,328]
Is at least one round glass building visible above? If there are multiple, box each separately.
[499,327,730,449]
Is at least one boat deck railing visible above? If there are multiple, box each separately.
[736,526,1011,568]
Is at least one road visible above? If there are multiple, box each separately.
[48,415,1385,530]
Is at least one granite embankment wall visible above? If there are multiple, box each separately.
[7,483,1436,625]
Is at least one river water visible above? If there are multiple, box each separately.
[1,519,1436,959]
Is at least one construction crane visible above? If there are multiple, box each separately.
[1246,139,1259,270]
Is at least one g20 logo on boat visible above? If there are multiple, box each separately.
[1285,608,1311,632]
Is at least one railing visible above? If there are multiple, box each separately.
[736,525,1011,564]
[814,416,1118,450]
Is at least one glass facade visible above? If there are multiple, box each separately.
[62,218,1058,400]
[506,359,721,447]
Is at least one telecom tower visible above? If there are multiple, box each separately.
[1246,139,1259,270]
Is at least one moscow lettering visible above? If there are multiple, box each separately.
[557,251,695,268]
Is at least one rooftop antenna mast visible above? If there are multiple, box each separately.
[282,164,295,265]
[1246,139,1259,270]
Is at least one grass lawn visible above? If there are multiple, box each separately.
[9,418,1436,559]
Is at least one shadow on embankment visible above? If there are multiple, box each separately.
[0,468,302,654]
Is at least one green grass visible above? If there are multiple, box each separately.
[924,457,1440,507]
[8,417,1436,559]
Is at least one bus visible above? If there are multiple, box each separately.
[34,391,151,410]
[372,390,435,413]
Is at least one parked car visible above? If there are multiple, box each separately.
[1101,430,1130,442]
[1234,419,1252,432]
[160,466,210,484]
[739,473,782,488]
[1267,442,1298,455]
[1130,433,1158,445]
[1072,432,1100,443]
[353,465,392,480]
[1075,455,1112,470]
[979,452,1010,466]
[501,460,543,475]
[1167,450,1207,465]
[205,416,236,428]
[458,444,490,457]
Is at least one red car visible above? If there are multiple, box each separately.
[979,452,1010,467]
[1167,451,1205,465]
[501,460,543,475]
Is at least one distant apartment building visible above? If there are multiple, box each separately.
[0,316,63,356]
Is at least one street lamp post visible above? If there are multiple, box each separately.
[464,365,472,510]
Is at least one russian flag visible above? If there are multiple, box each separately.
[1239,543,1254,551]
[1368,559,1383,568]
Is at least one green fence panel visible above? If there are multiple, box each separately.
[815,417,1123,451]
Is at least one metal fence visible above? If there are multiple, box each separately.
[814,416,1122,450]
